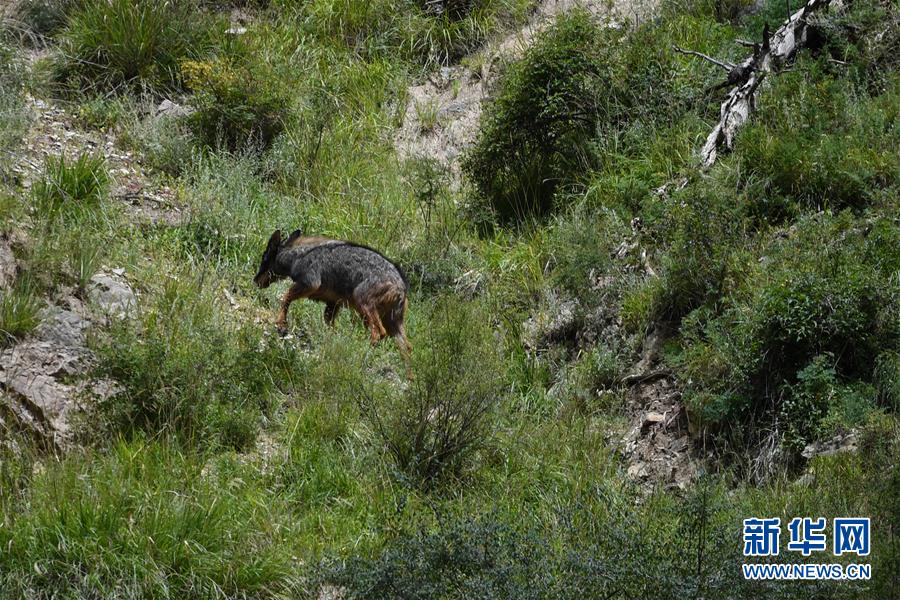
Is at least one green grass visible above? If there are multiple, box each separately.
[33,152,109,214]
[0,275,41,343]
[53,0,222,94]
[0,42,27,181]
[0,0,898,596]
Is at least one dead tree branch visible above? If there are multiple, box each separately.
[672,46,734,71]
[696,0,838,167]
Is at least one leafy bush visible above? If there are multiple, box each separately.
[359,299,504,488]
[781,355,879,452]
[736,65,898,215]
[547,205,628,299]
[95,277,297,450]
[182,57,290,151]
[463,11,605,221]
[678,212,899,437]
[631,177,752,327]
[463,10,696,223]
[312,484,833,599]
[32,152,109,216]
[54,0,219,93]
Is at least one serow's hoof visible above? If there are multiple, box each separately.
[276,325,288,337]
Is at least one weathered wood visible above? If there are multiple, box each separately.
[696,0,836,167]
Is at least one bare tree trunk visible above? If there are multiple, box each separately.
[699,0,837,167]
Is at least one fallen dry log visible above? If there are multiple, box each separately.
[679,0,837,167]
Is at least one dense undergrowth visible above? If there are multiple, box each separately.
[0,0,898,597]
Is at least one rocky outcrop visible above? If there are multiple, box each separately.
[0,271,135,451]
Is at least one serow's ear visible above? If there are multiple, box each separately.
[267,229,282,251]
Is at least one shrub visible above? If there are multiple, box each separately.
[119,109,196,176]
[182,57,290,151]
[463,10,702,223]
[678,212,899,436]
[54,0,219,93]
[781,354,878,452]
[358,298,504,488]
[311,488,808,599]
[463,11,607,222]
[9,0,76,40]
[736,65,898,214]
[634,177,752,326]
[547,205,627,299]
[32,152,109,216]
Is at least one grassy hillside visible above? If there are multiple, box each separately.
[1,0,897,597]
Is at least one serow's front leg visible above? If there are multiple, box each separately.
[275,282,311,336]
[323,302,341,327]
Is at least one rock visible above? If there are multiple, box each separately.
[453,269,484,299]
[621,374,700,492]
[0,340,91,449]
[1,281,129,450]
[641,411,666,430]
[35,305,91,347]
[317,585,347,600]
[87,271,136,319]
[522,294,580,350]
[0,235,16,291]
[801,431,858,460]
[155,99,193,119]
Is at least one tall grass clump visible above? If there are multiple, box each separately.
[0,275,41,344]
[54,0,220,93]
[359,298,504,488]
[32,152,108,221]
[8,0,76,41]
[289,0,532,67]
[0,42,27,179]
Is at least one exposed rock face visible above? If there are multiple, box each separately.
[802,430,858,460]
[155,99,194,120]
[0,272,133,451]
[619,326,700,492]
[522,294,581,350]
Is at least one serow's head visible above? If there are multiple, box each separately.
[254,230,283,288]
